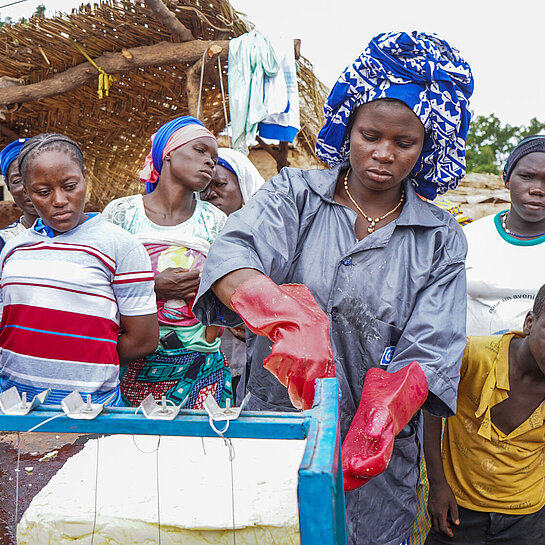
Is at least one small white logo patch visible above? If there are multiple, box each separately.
[380,346,395,366]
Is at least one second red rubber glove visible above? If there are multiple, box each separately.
[342,361,428,491]
[230,275,334,410]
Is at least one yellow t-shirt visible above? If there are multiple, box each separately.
[442,333,545,514]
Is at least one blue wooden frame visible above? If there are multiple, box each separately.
[0,378,347,545]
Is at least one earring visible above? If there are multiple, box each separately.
[412,157,424,176]
[340,138,349,160]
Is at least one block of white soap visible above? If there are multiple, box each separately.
[18,435,306,545]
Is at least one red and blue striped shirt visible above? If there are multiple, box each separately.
[0,213,156,405]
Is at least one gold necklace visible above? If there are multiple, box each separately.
[343,168,405,234]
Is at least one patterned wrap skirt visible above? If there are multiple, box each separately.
[120,346,233,409]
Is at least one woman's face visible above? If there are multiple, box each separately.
[6,159,38,218]
[507,152,545,224]
[201,164,242,215]
[165,137,218,193]
[348,100,425,193]
[23,149,87,234]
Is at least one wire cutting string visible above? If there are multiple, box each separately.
[90,436,100,545]
[132,403,162,543]
[218,55,231,148]
[156,439,162,545]
[205,413,237,545]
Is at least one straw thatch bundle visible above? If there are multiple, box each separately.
[0,0,328,207]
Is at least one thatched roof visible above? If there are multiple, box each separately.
[0,0,328,207]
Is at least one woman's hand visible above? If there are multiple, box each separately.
[428,479,460,537]
[154,267,200,300]
[342,362,428,490]
[205,325,222,343]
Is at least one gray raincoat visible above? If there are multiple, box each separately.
[193,163,467,545]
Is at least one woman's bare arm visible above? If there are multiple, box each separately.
[118,313,159,365]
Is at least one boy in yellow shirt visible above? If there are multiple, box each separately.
[424,284,545,544]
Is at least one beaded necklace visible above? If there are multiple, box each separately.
[343,168,405,234]
[500,211,545,239]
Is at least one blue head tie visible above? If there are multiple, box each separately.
[315,31,474,199]
[217,157,238,179]
[0,138,28,184]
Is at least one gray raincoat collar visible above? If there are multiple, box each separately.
[301,162,444,229]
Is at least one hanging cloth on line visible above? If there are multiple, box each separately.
[228,30,289,153]
[258,35,300,144]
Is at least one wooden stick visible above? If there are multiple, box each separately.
[278,141,290,171]
[256,136,290,172]
[0,40,228,106]
[185,44,224,118]
[144,0,194,42]
[186,58,202,119]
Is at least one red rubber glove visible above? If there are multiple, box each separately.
[342,361,428,491]
[230,275,334,410]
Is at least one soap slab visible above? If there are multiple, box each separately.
[17,435,306,545]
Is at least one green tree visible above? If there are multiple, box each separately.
[520,117,545,139]
[466,113,545,174]
[465,113,519,174]
[32,4,46,18]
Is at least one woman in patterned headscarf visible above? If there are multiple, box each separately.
[193,31,473,545]
[103,116,232,410]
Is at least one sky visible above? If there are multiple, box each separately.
[1,0,544,127]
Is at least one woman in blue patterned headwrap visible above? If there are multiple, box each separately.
[193,31,473,545]
[0,138,39,250]
[316,31,473,200]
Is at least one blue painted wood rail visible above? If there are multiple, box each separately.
[0,377,347,545]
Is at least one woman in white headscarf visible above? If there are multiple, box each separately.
[201,147,264,216]
[201,148,265,391]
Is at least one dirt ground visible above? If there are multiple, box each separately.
[0,432,89,544]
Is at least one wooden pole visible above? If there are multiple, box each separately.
[256,136,290,172]
[0,40,228,106]
[185,44,223,119]
[0,124,19,141]
[144,0,194,42]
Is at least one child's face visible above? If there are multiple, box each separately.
[23,150,87,234]
[507,152,545,224]
[525,310,545,374]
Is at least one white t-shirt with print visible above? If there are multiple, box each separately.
[464,211,545,335]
